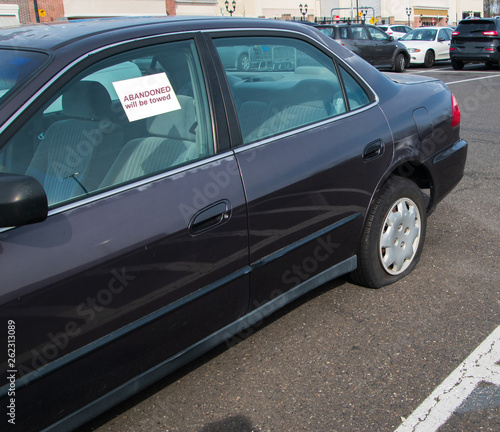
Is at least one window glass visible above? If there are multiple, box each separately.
[352,27,368,40]
[0,40,214,208]
[214,36,347,144]
[339,66,371,110]
[368,27,389,41]
[0,50,48,103]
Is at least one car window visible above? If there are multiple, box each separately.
[339,66,371,110]
[0,39,214,208]
[214,36,349,144]
[401,29,437,41]
[368,27,390,41]
[456,20,496,34]
[352,27,369,40]
[438,29,450,41]
[317,27,334,37]
[339,27,349,39]
[0,50,49,103]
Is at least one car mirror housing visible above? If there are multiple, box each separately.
[0,173,48,227]
[389,35,394,41]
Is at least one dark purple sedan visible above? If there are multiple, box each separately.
[0,16,466,432]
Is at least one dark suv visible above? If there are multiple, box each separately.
[316,23,409,72]
[450,17,500,69]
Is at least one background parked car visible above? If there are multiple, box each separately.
[316,23,409,72]
[450,17,500,69]
[400,26,453,67]
[217,45,251,70]
[378,24,412,40]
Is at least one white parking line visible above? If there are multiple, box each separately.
[394,325,500,432]
[446,74,500,85]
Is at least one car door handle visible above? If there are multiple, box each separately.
[363,140,384,161]
[189,200,231,235]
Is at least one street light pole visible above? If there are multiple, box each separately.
[299,3,308,21]
[405,7,411,27]
[225,0,236,17]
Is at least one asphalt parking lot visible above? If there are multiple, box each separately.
[78,62,500,432]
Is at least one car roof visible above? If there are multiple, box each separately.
[0,16,316,52]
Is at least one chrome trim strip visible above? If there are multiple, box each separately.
[0,151,236,235]
[40,254,357,432]
[251,213,361,270]
[233,102,378,153]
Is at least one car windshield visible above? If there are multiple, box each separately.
[401,29,437,41]
[457,20,496,33]
[0,49,49,102]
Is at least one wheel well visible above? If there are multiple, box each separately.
[388,162,434,211]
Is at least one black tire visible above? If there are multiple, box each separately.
[424,50,435,68]
[237,53,250,71]
[394,53,406,72]
[451,58,464,70]
[350,177,427,288]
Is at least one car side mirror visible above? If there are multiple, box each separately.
[389,35,394,41]
[0,173,48,228]
[438,36,446,42]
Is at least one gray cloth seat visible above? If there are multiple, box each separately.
[26,81,123,205]
[101,95,197,188]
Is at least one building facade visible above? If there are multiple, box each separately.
[5,0,487,25]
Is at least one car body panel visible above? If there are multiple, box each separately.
[0,17,466,432]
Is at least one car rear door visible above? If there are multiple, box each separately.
[367,26,396,67]
[212,34,394,308]
[436,28,452,59]
[349,26,375,64]
[0,35,249,432]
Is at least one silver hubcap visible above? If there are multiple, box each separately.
[241,55,250,70]
[379,198,421,275]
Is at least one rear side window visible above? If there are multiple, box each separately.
[214,36,372,145]
[352,27,368,40]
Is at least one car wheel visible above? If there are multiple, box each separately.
[350,176,427,288]
[424,50,435,68]
[451,58,464,70]
[394,53,406,72]
[237,53,250,71]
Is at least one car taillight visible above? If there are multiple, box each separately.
[451,31,460,36]
[485,47,496,51]
[483,31,498,36]
[451,94,461,128]
[450,47,457,51]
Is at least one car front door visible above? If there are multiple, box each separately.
[212,35,394,309]
[0,36,249,431]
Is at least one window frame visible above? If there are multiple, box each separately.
[206,29,378,150]
[0,32,231,216]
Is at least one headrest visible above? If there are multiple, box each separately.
[62,81,112,119]
[146,95,196,141]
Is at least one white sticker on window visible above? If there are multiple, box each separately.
[112,73,181,122]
